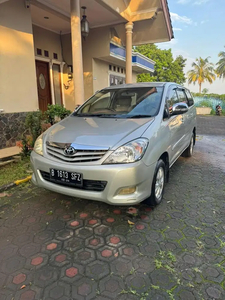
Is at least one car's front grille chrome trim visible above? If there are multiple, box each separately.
[46,142,108,163]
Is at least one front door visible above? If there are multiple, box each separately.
[35,61,52,111]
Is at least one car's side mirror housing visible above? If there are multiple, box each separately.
[171,103,188,116]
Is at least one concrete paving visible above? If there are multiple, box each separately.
[0,116,225,300]
[0,146,21,160]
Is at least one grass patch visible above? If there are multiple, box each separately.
[0,158,31,186]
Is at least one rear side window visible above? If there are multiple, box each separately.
[185,90,194,107]
[176,90,188,105]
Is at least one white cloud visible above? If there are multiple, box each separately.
[194,0,209,5]
[173,28,182,31]
[201,20,209,24]
[170,12,192,25]
[177,0,190,4]
[177,0,209,4]
[156,39,178,51]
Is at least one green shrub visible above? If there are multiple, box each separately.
[17,105,72,157]
[25,110,43,147]
[198,100,213,108]
[44,104,72,125]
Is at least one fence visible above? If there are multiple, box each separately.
[194,96,225,110]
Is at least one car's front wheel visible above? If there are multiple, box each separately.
[145,159,165,206]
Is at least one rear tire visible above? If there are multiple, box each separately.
[145,159,165,206]
[183,133,194,157]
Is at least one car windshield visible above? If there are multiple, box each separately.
[74,87,164,118]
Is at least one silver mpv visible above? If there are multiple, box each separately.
[31,83,196,206]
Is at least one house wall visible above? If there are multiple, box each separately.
[0,0,38,114]
[93,59,110,93]
[62,26,111,103]
[32,25,138,110]
[32,25,63,61]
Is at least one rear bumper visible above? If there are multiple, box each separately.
[30,151,156,205]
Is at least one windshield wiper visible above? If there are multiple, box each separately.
[127,115,152,118]
[75,113,121,118]
[75,113,107,117]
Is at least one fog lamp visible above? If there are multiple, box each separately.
[118,187,136,195]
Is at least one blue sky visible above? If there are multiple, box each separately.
[157,0,225,94]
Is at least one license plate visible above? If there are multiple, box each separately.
[50,169,83,186]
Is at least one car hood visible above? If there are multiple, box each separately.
[45,116,154,149]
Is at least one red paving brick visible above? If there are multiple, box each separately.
[70,221,80,227]
[110,237,120,244]
[55,254,66,262]
[13,273,26,284]
[89,239,100,246]
[31,256,43,266]
[106,218,114,223]
[46,243,57,250]
[136,224,145,230]
[113,209,121,215]
[101,249,112,257]
[89,219,98,225]
[80,213,88,218]
[66,267,78,278]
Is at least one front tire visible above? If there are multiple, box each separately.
[145,159,165,206]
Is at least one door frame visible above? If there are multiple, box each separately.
[35,56,66,107]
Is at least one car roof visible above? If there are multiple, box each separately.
[104,82,186,90]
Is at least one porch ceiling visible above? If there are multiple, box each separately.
[31,0,125,34]
[30,0,173,43]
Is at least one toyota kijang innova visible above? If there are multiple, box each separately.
[31,83,196,206]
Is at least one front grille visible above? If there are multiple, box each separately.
[40,171,107,192]
[46,143,108,163]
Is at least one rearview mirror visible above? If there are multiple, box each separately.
[172,103,188,115]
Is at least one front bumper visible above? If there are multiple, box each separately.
[30,151,156,205]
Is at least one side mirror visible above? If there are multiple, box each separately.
[172,102,188,115]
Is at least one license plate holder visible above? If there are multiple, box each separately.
[50,169,83,187]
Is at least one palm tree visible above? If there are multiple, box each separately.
[216,47,225,79]
[187,57,216,93]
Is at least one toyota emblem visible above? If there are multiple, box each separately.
[64,146,76,156]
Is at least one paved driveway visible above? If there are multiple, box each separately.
[0,116,225,300]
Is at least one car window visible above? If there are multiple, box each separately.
[185,90,194,107]
[167,87,179,115]
[176,89,188,105]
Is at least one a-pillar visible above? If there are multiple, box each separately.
[70,0,84,106]
[125,21,134,84]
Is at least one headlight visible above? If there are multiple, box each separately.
[103,138,148,164]
[33,134,43,156]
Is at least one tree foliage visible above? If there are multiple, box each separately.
[216,46,225,79]
[134,44,187,84]
[202,88,209,95]
[187,57,216,93]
